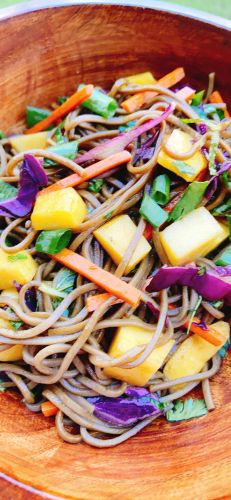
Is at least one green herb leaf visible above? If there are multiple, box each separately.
[35,229,72,255]
[211,197,231,217]
[10,320,23,331]
[168,181,208,222]
[186,295,202,335]
[43,141,78,167]
[0,181,18,201]
[8,253,28,262]
[140,193,168,228]
[118,121,136,132]
[209,300,223,309]
[39,282,67,298]
[208,130,219,175]
[26,106,52,129]
[218,339,230,359]
[227,214,231,240]
[222,171,231,190]
[57,96,68,105]
[88,179,104,193]
[191,90,205,106]
[53,268,76,292]
[197,266,206,276]
[166,398,207,422]
[215,245,231,266]
[151,174,170,206]
[104,211,113,220]
[0,130,5,140]
[54,127,66,145]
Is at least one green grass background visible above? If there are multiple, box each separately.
[0,0,231,19]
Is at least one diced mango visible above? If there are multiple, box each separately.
[10,132,49,152]
[157,129,207,181]
[125,71,156,86]
[0,288,19,302]
[0,250,37,290]
[104,324,174,386]
[93,214,151,274]
[31,187,87,231]
[0,318,23,361]
[160,207,229,266]
[164,321,229,391]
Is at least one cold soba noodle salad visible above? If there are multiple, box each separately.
[0,68,230,447]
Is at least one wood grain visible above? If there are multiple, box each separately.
[0,3,231,499]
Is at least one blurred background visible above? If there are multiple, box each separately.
[0,0,231,19]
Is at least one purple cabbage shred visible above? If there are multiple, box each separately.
[0,154,48,218]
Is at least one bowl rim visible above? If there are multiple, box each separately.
[0,0,231,31]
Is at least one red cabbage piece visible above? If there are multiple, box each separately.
[146,265,231,305]
[0,154,48,218]
[88,390,163,427]
[76,105,173,164]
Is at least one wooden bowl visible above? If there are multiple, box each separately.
[0,1,231,498]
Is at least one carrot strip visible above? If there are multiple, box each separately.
[195,168,208,182]
[184,316,226,346]
[164,189,185,214]
[52,249,141,307]
[121,67,185,113]
[26,85,94,134]
[86,293,122,313]
[209,90,230,118]
[175,85,195,101]
[41,401,58,417]
[40,150,131,195]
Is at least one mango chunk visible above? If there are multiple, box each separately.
[0,318,23,362]
[125,71,156,86]
[104,324,174,386]
[31,187,87,230]
[10,132,49,152]
[160,207,229,266]
[157,129,207,181]
[0,250,37,290]
[164,321,229,391]
[94,214,151,274]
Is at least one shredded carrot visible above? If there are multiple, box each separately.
[41,401,58,417]
[26,85,94,134]
[121,67,185,113]
[52,249,141,307]
[209,90,230,118]
[175,85,195,101]
[164,189,185,214]
[86,293,122,313]
[184,316,226,346]
[40,150,131,195]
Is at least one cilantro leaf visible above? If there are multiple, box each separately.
[10,321,23,331]
[88,179,104,193]
[166,398,207,422]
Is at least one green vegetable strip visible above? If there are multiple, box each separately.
[168,181,209,222]
[26,106,52,129]
[211,197,231,216]
[79,84,117,119]
[151,174,170,206]
[227,214,231,240]
[208,130,219,175]
[215,245,231,266]
[139,194,168,228]
[43,141,78,167]
[0,181,18,201]
[191,90,205,106]
[222,171,231,189]
[0,130,5,139]
[35,229,72,255]
[88,179,104,193]
[166,398,207,422]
